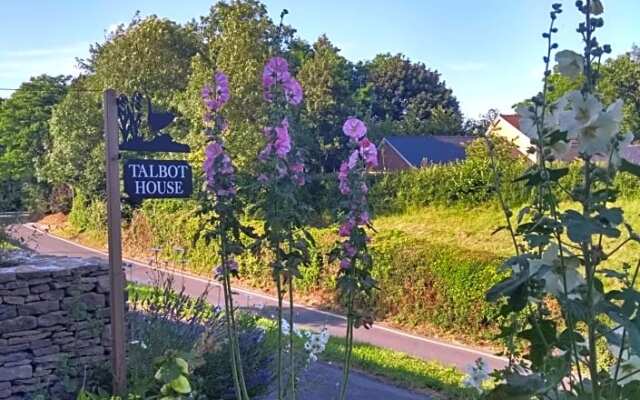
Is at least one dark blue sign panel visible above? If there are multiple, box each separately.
[123,159,192,201]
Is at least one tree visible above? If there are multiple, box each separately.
[46,16,200,200]
[0,75,68,210]
[44,77,104,199]
[599,52,640,135]
[297,35,356,171]
[179,0,278,168]
[359,53,462,134]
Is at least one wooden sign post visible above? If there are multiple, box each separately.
[103,88,192,396]
[103,89,127,396]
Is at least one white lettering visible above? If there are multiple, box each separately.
[135,180,145,194]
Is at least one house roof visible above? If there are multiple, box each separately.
[497,113,640,165]
[382,135,475,167]
[501,114,521,130]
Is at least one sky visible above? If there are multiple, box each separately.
[1,0,639,118]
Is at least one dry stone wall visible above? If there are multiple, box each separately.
[0,253,112,399]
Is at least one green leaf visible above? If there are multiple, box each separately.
[486,270,529,303]
[170,375,191,394]
[620,158,640,177]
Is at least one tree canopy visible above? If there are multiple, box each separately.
[0,75,69,210]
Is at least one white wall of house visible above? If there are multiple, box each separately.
[487,116,537,162]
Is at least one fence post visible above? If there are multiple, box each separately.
[103,88,127,396]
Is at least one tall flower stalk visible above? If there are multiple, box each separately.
[485,1,640,399]
[199,71,251,400]
[331,117,378,400]
[255,56,311,400]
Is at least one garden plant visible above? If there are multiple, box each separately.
[483,1,640,399]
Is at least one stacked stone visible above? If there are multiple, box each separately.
[0,254,112,399]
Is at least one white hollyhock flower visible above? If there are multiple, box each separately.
[516,97,568,140]
[559,91,602,140]
[578,99,624,156]
[555,50,584,79]
[528,243,585,299]
[549,140,572,161]
[516,104,538,139]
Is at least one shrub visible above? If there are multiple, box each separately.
[370,138,532,214]
[193,316,275,399]
[68,192,107,234]
[370,231,504,336]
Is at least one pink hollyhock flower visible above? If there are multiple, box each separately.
[338,161,350,180]
[359,138,378,168]
[203,141,224,182]
[258,174,269,184]
[274,119,292,158]
[339,180,350,195]
[340,258,351,269]
[347,149,360,169]
[202,71,231,113]
[283,78,303,105]
[358,211,370,225]
[339,219,354,237]
[263,57,291,91]
[290,162,304,174]
[343,242,357,257]
[343,117,367,140]
[258,144,273,162]
[214,71,230,104]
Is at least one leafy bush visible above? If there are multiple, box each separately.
[68,192,107,234]
[371,231,504,335]
[370,138,532,214]
[193,317,274,399]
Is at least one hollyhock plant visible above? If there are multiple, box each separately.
[330,117,378,400]
[198,71,252,400]
[262,56,303,106]
[342,117,367,141]
[485,2,640,399]
[255,55,313,400]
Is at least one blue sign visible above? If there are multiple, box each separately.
[123,159,192,201]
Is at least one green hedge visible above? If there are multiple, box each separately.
[67,195,502,339]
[371,230,503,335]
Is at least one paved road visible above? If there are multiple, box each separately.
[8,223,507,375]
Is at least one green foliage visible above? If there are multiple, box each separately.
[599,52,640,136]
[87,15,200,101]
[298,35,357,172]
[68,192,107,235]
[372,231,503,334]
[180,0,275,168]
[370,138,531,214]
[360,53,462,134]
[0,75,69,210]
[45,78,104,199]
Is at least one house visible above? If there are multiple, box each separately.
[377,135,476,171]
[491,114,640,164]
[487,114,536,162]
